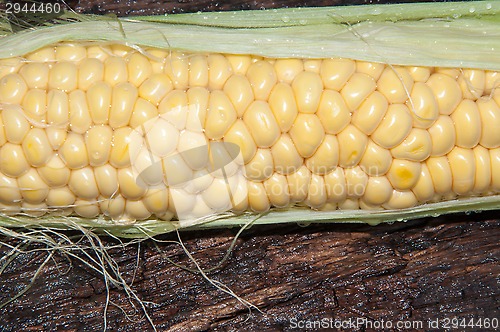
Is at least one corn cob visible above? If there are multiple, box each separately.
[0,1,499,235]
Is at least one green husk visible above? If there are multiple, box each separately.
[0,1,499,237]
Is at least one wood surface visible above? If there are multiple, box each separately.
[0,1,499,331]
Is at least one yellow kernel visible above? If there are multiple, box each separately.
[268,83,298,132]
[243,100,280,148]
[371,104,412,149]
[412,164,435,203]
[87,81,112,124]
[226,54,252,75]
[305,134,339,175]
[18,168,49,204]
[109,83,138,128]
[110,127,133,168]
[2,107,29,144]
[56,43,86,62]
[337,124,368,168]
[435,68,460,79]
[129,98,158,129]
[37,154,70,187]
[407,66,431,82]
[144,117,179,157]
[324,167,346,203]
[86,45,110,61]
[426,73,462,115]
[408,82,439,128]
[49,62,77,91]
[74,200,100,218]
[111,44,133,57]
[20,63,49,89]
[145,48,167,74]
[428,115,456,156]
[94,164,118,198]
[458,69,485,100]
[264,173,290,208]
[383,190,418,209]
[359,140,392,176]
[245,148,273,181]
[69,90,92,134]
[344,166,368,197]
[201,176,237,212]
[223,74,254,118]
[377,66,414,104]
[274,58,303,84]
[0,115,5,147]
[485,70,500,95]
[289,113,325,158]
[489,148,500,191]
[158,90,188,129]
[473,145,491,193]
[186,87,209,132]
[21,89,46,123]
[317,90,351,134]
[47,89,69,126]
[189,54,209,87]
[85,125,113,167]
[426,156,453,195]
[117,167,146,200]
[387,159,422,190]
[292,71,323,113]
[271,133,303,175]
[164,52,189,89]
[101,195,126,220]
[208,54,232,90]
[24,46,55,62]
[391,128,432,162]
[247,181,270,213]
[22,128,51,167]
[125,200,151,221]
[22,202,47,217]
[0,73,27,104]
[303,59,322,73]
[306,174,327,209]
[287,165,311,203]
[451,99,481,148]
[47,127,67,154]
[356,61,385,80]
[0,173,21,204]
[143,189,169,215]
[352,91,388,135]
[224,119,257,164]
[205,90,237,140]
[246,60,277,100]
[448,147,475,195]
[177,131,208,170]
[59,133,88,169]
[363,176,392,205]
[127,53,152,87]
[320,58,356,91]
[139,73,174,106]
[162,153,193,187]
[477,98,500,148]
[78,58,104,91]
[0,202,21,216]
[46,187,76,207]
[338,198,359,210]
[341,72,376,110]
[104,56,128,86]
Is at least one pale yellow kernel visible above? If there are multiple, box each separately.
[184,169,213,194]
[324,167,346,203]
[146,48,168,74]
[0,58,22,80]
[448,147,475,195]
[189,54,209,87]
[25,46,55,62]
[489,148,500,191]
[201,176,237,212]
[68,90,91,134]
[0,73,28,104]
[435,68,460,79]
[177,131,208,170]
[288,114,324,158]
[117,167,146,200]
[18,168,49,204]
[287,165,311,203]
[383,190,418,210]
[243,100,280,147]
[377,66,414,104]
[387,159,422,190]
[223,74,254,118]
[78,58,104,91]
[158,90,189,129]
[292,71,323,114]
[226,55,252,75]
[127,53,152,87]
[0,173,22,204]
[139,73,174,106]
[270,134,302,175]
[47,89,69,126]
[21,89,46,123]
[110,127,133,168]
[19,63,49,89]
[164,52,189,89]
[274,58,303,84]
[233,175,249,213]
[494,87,500,107]
[2,107,29,144]
[320,58,356,91]
[22,128,51,167]
[306,174,327,209]
[341,72,376,110]
[224,119,257,164]
[358,200,384,211]
[110,43,133,56]
[38,154,70,187]
[305,135,339,175]
[86,45,110,60]
[0,115,5,147]
[125,200,152,221]
[74,200,100,218]
[104,56,128,86]
[426,156,453,195]
[246,60,277,100]
[130,98,159,129]
[485,70,500,95]
[408,82,439,128]
[109,83,138,128]
[143,189,169,214]
[317,90,351,134]
[363,176,392,205]
[144,117,179,157]
[412,164,435,203]
[264,173,290,208]
[359,140,392,176]
[244,148,274,181]
[157,210,175,221]
[46,187,75,207]
[93,164,118,198]
[473,145,491,193]
[132,148,162,187]
[87,81,112,124]
[22,202,48,217]
[407,66,431,82]
[391,128,432,162]
[344,166,368,197]
[161,153,193,187]
[268,83,298,132]
[0,202,21,216]
[371,104,413,149]
[477,98,500,148]
[303,59,322,73]
[208,54,232,90]
[338,198,359,210]
[56,43,86,62]
[351,91,388,135]
[451,99,481,148]
[337,124,368,168]
[49,62,77,91]
[204,90,237,140]
[356,61,385,80]
[458,69,485,100]
[47,128,67,151]
[59,133,88,169]
[101,195,126,220]
[426,73,462,115]
[247,181,270,213]
[184,87,208,132]
[85,125,113,167]
[428,115,456,156]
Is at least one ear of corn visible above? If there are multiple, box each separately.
[0,1,499,237]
